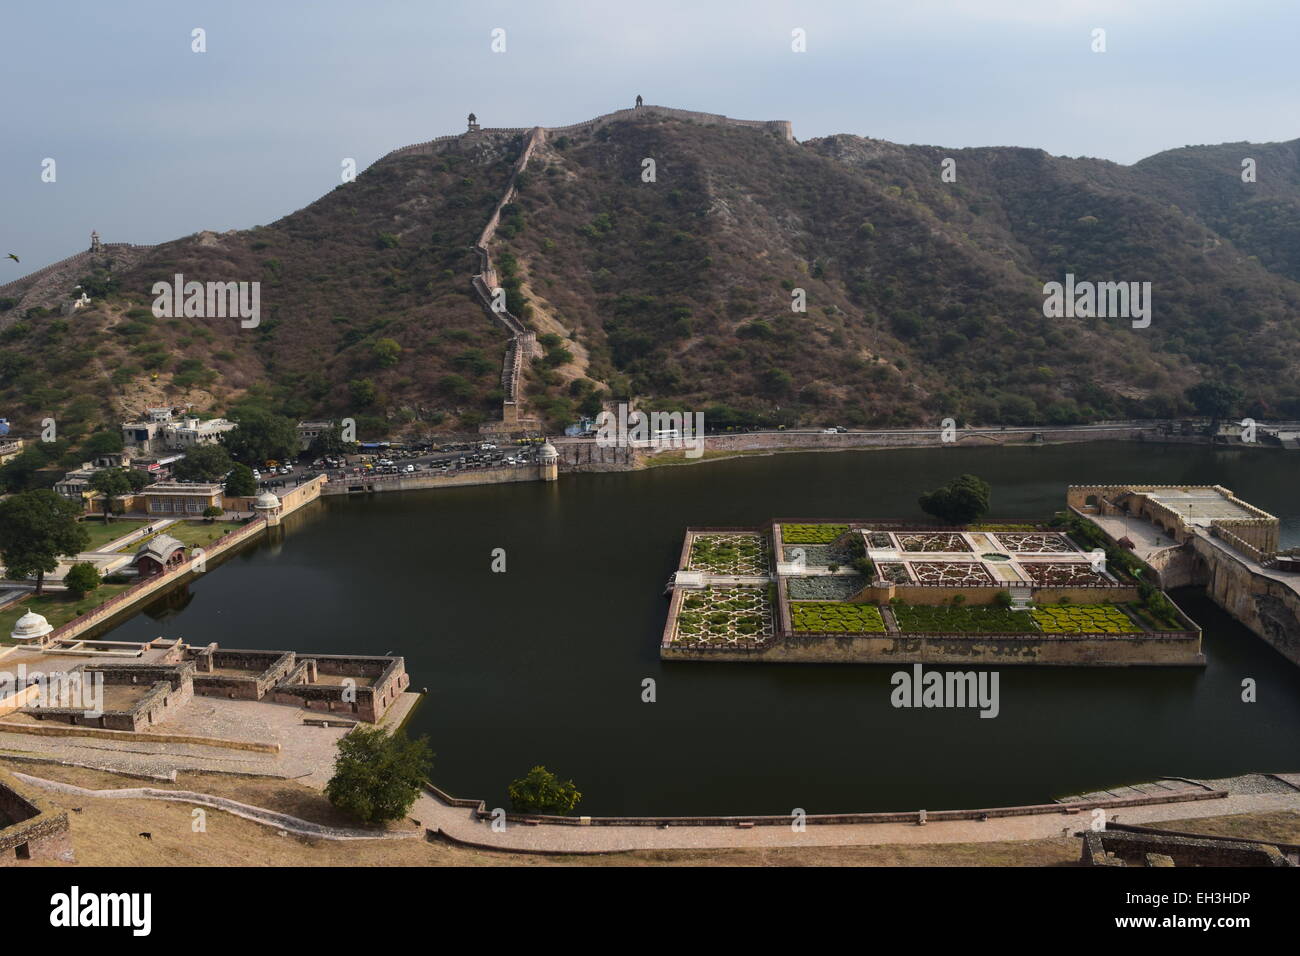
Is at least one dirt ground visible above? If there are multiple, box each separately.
[10,761,1298,867]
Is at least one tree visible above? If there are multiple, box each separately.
[201,505,223,521]
[507,765,582,816]
[917,474,991,526]
[225,463,257,497]
[350,378,378,407]
[325,727,433,825]
[173,442,234,481]
[372,338,402,368]
[65,561,101,597]
[0,446,52,494]
[1186,381,1243,430]
[82,430,124,456]
[307,424,355,459]
[0,490,90,594]
[221,409,299,466]
[89,468,135,521]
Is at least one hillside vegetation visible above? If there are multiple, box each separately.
[3,112,1299,439]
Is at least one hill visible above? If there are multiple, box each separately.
[2,104,1299,446]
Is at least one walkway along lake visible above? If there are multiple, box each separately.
[101,442,1300,816]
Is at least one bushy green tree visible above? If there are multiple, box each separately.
[89,468,135,520]
[65,561,101,597]
[307,424,355,459]
[917,474,991,526]
[0,490,90,594]
[225,463,257,497]
[1186,381,1243,428]
[507,765,582,816]
[372,338,402,368]
[221,409,299,466]
[173,442,233,481]
[325,727,433,825]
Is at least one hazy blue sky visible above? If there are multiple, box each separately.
[3,0,1298,271]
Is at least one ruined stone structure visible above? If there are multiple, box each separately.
[0,768,72,865]
[12,644,408,729]
[185,645,408,722]
[1081,827,1295,867]
[24,662,194,732]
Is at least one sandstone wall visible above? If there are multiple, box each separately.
[320,464,542,495]
[1193,535,1300,666]
[663,632,1204,666]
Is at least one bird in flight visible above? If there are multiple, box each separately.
[5,253,18,263]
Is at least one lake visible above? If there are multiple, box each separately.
[106,441,1300,815]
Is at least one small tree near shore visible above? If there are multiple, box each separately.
[325,727,433,826]
[65,562,102,598]
[508,765,582,816]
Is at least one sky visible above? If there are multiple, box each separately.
[3,0,1298,271]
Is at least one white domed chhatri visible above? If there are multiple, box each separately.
[538,440,559,482]
[254,490,283,526]
[10,608,53,645]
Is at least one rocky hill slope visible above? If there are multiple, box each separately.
[3,106,1298,439]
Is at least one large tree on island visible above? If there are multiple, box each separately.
[0,490,91,594]
[172,442,234,481]
[325,726,433,825]
[221,409,299,466]
[918,474,992,526]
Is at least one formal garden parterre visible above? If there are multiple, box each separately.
[663,513,1202,664]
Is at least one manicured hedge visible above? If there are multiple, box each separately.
[781,524,849,544]
[790,602,885,632]
[1031,604,1139,634]
[893,605,1035,633]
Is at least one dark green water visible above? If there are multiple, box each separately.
[109,442,1300,815]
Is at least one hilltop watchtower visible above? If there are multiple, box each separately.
[90,230,102,253]
[635,94,643,108]
[467,112,480,132]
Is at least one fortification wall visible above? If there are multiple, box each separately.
[40,518,268,645]
[1193,534,1300,666]
[0,242,158,310]
[320,463,542,495]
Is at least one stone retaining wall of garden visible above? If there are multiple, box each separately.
[662,630,1205,666]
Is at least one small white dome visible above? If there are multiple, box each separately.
[11,608,53,643]
[254,491,281,510]
[538,441,558,460]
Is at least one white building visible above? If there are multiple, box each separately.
[163,415,234,450]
